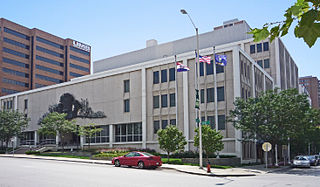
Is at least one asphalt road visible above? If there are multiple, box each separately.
[0,157,320,187]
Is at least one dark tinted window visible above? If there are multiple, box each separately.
[36,55,64,67]
[161,120,168,129]
[206,63,213,75]
[250,45,255,54]
[208,116,215,129]
[36,36,64,49]
[169,93,175,107]
[70,63,89,72]
[200,89,205,103]
[207,88,214,102]
[153,71,159,84]
[35,74,62,83]
[3,47,29,59]
[2,88,18,94]
[70,54,90,64]
[161,94,168,107]
[216,65,224,73]
[218,115,225,130]
[170,119,176,126]
[124,99,130,112]
[257,43,262,53]
[4,27,30,40]
[2,68,29,78]
[36,65,63,75]
[4,37,29,49]
[36,46,64,58]
[153,95,159,109]
[161,69,167,83]
[154,121,160,134]
[264,59,270,68]
[257,60,263,68]
[70,46,90,56]
[3,78,28,87]
[263,42,269,51]
[169,68,175,81]
[200,62,204,76]
[217,87,225,101]
[3,57,29,68]
[124,80,130,93]
[69,72,82,77]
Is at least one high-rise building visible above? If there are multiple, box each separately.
[0,18,91,96]
[299,76,319,108]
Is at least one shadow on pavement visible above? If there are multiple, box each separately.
[272,166,320,177]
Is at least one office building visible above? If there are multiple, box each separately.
[299,76,319,108]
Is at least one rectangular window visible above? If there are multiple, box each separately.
[4,37,29,49]
[206,63,213,75]
[124,99,130,112]
[217,86,225,101]
[169,93,175,107]
[124,80,130,93]
[35,74,63,83]
[3,57,29,68]
[36,36,64,50]
[3,47,29,59]
[264,59,270,68]
[36,65,63,75]
[69,72,82,77]
[161,94,168,108]
[207,88,214,103]
[36,46,64,58]
[263,42,269,51]
[70,63,89,72]
[161,120,168,129]
[169,68,175,81]
[4,27,30,40]
[115,123,142,142]
[257,60,263,68]
[257,43,262,53]
[24,99,28,110]
[161,69,167,83]
[3,78,29,87]
[250,45,255,54]
[153,95,159,109]
[2,88,18,94]
[216,65,224,73]
[153,71,159,84]
[70,54,90,64]
[35,83,47,88]
[200,89,205,103]
[154,121,160,134]
[2,68,29,78]
[200,62,204,76]
[170,119,176,126]
[36,55,64,67]
[208,116,215,129]
[218,115,226,130]
[70,46,90,56]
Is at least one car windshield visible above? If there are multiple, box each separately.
[308,156,315,159]
[295,156,307,160]
[141,152,154,156]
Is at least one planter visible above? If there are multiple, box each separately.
[181,157,241,166]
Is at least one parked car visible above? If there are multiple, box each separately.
[112,151,162,169]
[291,156,310,168]
[307,155,317,166]
[314,155,320,165]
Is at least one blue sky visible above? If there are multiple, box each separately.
[1,0,319,78]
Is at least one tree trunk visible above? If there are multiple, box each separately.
[60,135,64,152]
[167,152,170,164]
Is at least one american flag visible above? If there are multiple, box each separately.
[199,55,211,64]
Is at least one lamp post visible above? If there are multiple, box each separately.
[180,9,203,169]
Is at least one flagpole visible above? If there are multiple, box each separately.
[213,46,218,132]
[175,55,178,127]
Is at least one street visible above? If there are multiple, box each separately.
[0,157,320,187]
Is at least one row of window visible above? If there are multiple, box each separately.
[200,62,224,76]
[1,88,18,94]
[201,115,226,130]
[35,74,63,83]
[70,46,90,56]
[153,68,175,84]
[36,65,63,76]
[69,72,83,77]
[4,27,30,40]
[2,57,29,68]
[3,78,29,87]
[70,54,90,64]
[257,59,270,69]
[36,36,64,50]
[124,99,130,112]
[250,42,269,54]
[200,87,225,103]
[2,68,29,78]
[35,83,47,88]
[153,119,176,134]
[153,93,175,108]
[36,55,64,67]
[2,100,13,110]
[115,123,142,142]
[70,63,89,72]
[124,80,130,93]
[85,125,109,144]
[4,37,30,49]
[3,47,29,59]
[36,46,64,58]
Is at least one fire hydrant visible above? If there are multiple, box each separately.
[207,161,211,173]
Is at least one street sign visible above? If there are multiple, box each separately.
[201,121,210,125]
[262,142,272,152]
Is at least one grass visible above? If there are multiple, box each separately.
[161,158,232,169]
[35,153,90,160]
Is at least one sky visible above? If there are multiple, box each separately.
[1,0,319,78]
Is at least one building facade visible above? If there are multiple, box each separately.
[299,76,319,108]
[0,18,91,96]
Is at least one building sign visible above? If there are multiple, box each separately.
[72,40,91,52]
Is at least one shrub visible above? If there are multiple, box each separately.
[25,150,40,155]
[161,158,183,165]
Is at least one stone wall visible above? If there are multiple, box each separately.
[182,157,241,166]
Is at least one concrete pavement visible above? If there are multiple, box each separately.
[0,154,289,177]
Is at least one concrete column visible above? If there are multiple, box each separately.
[109,125,113,148]
[34,131,38,146]
[80,135,84,149]
[182,59,189,151]
[56,132,59,146]
[141,68,147,149]
[233,47,242,160]
[274,38,281,88]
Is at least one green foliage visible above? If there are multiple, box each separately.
[25,150,40,155]
[38,112,77,150]
[249,0,320,47]
[161,158,183,165]
[92,152,129,158]
[0,110,29,148]
[157,125,187,162]
[78,123,102,148]
[194,125,224,159]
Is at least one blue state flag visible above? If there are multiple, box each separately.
[215,54,227,66]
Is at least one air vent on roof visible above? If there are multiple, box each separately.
[146,39,158,48]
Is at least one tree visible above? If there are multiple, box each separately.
[229,88,320,164]
[157,125,187,163]
[38,112,77,151]
[250,0,320,47]
[194,125,224,160]
[78,123,102,149]
[0,110,29,149]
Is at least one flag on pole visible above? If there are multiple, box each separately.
[199,55,211,64]
[215,54,227,66]
[176,62,190,72]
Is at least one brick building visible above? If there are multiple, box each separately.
[299,76,319,108]
[0,18,91,96]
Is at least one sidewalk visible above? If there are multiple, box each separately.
[0,154,288,177]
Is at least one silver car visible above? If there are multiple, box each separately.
[292,156,310,168]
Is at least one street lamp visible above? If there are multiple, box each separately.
[180,9,203,169]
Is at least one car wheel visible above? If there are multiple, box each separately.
[114,160,121,167]
[138,161,144,169]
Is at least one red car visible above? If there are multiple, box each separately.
[112,151,162,169]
